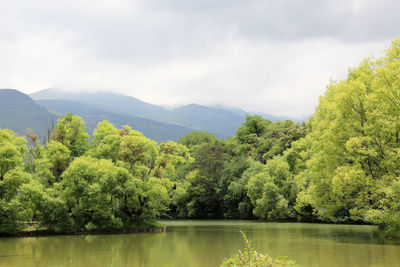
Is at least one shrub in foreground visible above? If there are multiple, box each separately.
[221,232,301,267]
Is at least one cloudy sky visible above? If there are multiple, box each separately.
[0,0,399,118]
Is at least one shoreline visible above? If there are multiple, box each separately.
[0,226,167,238]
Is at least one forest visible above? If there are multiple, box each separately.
[1,39,400,238]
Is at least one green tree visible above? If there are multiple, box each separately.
[178,131,217,150]
[35,141,71,186]
[0,129,26,181]
[60,156,129,230]
[91,120,120,146]
[89,121,122,162]
[119,133,159,171]
[293,39,400,230]
[261,120,307,162]
[177,142,225,218]
[0,129,31,234]
[0,169,35,233]
[236,116,306,164]
[51,113,89,157]
[154,141,193,179]
[247,157,295,220]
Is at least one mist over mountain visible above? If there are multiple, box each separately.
[31,88,245,138]
[31,88,166,120]
[211,105,306,122]
[30,88,302,138]
[161,104,244,138]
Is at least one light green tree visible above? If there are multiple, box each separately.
[35,140,71,186]
[0,129,31,233]
[293,39,400,230]
[50,113,90,157]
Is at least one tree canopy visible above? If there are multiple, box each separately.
[2,39,400,237]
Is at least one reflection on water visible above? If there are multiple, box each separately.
[0,221,399,267]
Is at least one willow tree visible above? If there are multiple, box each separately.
[50,113,90,157]
[294,39,400,231]
[0,129,33,233]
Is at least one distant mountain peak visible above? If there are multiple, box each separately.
[0,89,55,138]
[28,88,305,138]
[0,88,21,92]
[0,88,32,96]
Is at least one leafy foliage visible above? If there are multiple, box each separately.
[291,39,400,232]
[174,116,306,219]
[50,113,89,157]
[2,39,400,238]
[221,231,301,267]
[0,117,183,233]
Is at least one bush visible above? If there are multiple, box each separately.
[221,231,300,267]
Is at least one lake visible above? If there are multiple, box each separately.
[1,220,400,266]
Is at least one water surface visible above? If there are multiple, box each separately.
[1,220,399,267]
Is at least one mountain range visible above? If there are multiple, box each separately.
[0,89,194,141]
[35,99,192,141]
[0,88,304,142]
[30,88,248,138]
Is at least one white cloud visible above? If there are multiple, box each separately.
[0,0,398,118]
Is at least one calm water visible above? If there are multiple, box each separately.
[1,220,400,267]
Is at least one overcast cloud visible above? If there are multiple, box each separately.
[0,0,399,118]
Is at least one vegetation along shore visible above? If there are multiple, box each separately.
[1,40,400,243]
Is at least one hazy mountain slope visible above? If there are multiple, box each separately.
[0,89,55,138]
[31,89,246,138]
[212,105,306,122]
[161,104,244,138]
[31,88,303,138]
[36,99,193,142]
[31,88,166,120]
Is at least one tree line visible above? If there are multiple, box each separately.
[1,39,400,236]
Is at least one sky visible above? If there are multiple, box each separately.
[0,0,399,119]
